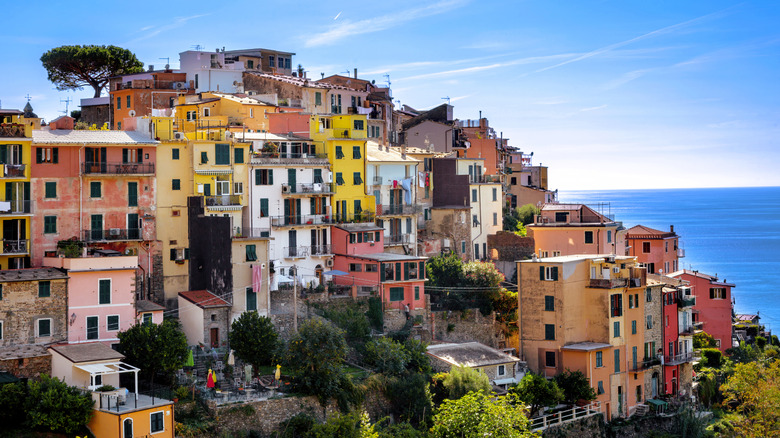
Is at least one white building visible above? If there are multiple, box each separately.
[455,158,502,260]
[179,50,245,94]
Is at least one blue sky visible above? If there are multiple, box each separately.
[2,0,778,190]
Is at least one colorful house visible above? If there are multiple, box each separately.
[109,68,193,129]
[178,290,231,348]
[626,225,684,274]
[527,204,626,258]
[0,108,34,270]
[670,269,734,354]
[43,254,138,347]
[426,342,525,389]
[504,147,555,208]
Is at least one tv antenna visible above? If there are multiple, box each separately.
[25,94,32,102]
[159,57,170,68]
[191,44,204,51]
[342,69,351,76]
[383,73,391,87]
[60,97,72,115]
[442,96,450,105]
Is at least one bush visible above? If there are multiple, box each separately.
[322,305,372,345]
[403,339,432,374]
[0,380,27,429]
[554,369,596,405]
[364,337,410,375]
[756,336,767,350]
[229,312,279,370]
[276,412,316,438]
[25,375,94,434]
[442,365,491,400]
[385,372,434,427]
[366,297,384,332]
[701,348,723,368]
[694,331,718,349]
[510,372,564,417]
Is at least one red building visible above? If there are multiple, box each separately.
[331,223,426,313]
[670,270,734,354]
[626,225,683,275]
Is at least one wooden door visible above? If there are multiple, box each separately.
[210,328,219,348]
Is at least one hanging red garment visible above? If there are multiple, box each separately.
[207,369,215,388]
[393,180,398,188]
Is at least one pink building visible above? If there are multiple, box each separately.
[528,204,626,258]
[626,225,684,275]
[670,270,734,354]
[43,255,138,347]
[331,224,426,313]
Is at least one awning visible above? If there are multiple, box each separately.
[195,169,233,175]
[323,270,349,276]
[74,361,139,376]
[647,399,668,407]
[493,377,519,386]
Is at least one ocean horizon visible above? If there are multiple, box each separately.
[558,186,780,334]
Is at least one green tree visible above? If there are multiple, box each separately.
[25,375,94,434]
[385,372,434,427]
[553,369,597,405]
[426,252,464,288]
[693,331,718,349]
[510,373,564,417]
[462,261,505,288]
[0,380,27,429]
[442,365,492,400]
[229,312,279,372]
[516,204,540,225]
[307,410,378,438]
[403,339,432,374]
[364,337,410,375]
[727,341,761,364]
[117,318,189,385]
[40,45,144,97]
[720,360,780,436]
[322,305,372,344]
[430,391,536,438]
[285,319,359,409]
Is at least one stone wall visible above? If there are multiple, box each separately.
[541,413,605,438]
[488,231,535,262]
[0,352,51,379]
[0,278,68,347]
[430,309,503,348]
[215,395,338,436]
[605,414,678,438]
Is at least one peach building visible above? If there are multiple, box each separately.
[527,204,626,258]
[517,254,649,419]
[670,270,734,354]
[625,225,684,275]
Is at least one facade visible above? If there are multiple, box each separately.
[223,48,295,75]
[44,255,138,346]
[658,279,695,396]
[135,300,164,325]
[0,268,69,347]
[426,342,524,388]
[626,225,684,275]
[79,97,110,128]
[670,270,734,354]
[109,68,192,129]
[456,158,502,261]
[0,109,33,270]
[179,50,245,94]
[643,278,665,400]
[230,237,271,318]
[178,290,231,348]
[528,204,626,258]
[505,148,555,208]
[517,254,650,419]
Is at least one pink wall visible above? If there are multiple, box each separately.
[678,272,733,354]
[530,226,621,256]
[628,237,679,274]
[267,112,311,136]
[662,289,679,394]
[332,227,383,255]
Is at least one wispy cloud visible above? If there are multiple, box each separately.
[394,53,578,82]
[449,95,471,103]
[579,104,607,112]
[126,14,210,44]
[304,0,468,47]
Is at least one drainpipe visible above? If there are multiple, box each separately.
[79,144,85,240]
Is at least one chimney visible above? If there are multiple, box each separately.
[148,65,154,72]
[670,225,674,233]
[354,68,358,79]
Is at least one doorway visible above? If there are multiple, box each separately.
[210,328,219,348]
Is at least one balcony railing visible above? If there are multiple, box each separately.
[630,357,661,372]
[0,123,26,138]
[271,214,334,228]
[233,227,270,239]
[385,234,412,245]
[81,162,155,175]
[3,164,25,178]
[678,296,696,308]
[2,239,29,254]
[283,246,309,259]
[664,352,694,365]
[249,153,329,165]
[0,200,32,214]
[82,228,142,242]
[310,244,332,256]
[588,278,628,289]
[205,195,242,207]
[679,325,696,336]
[377,204,422,216]
[333,211,376,224]
[281,182,335,195]
[677,248,686,258]
[469,174,502,184]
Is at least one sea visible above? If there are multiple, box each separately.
[558,186,780,332]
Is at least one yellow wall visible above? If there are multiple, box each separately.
[0,136,32,267]
[88,403,175,438]
[201,92,274,132]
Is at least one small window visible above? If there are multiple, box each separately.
[585,231,594,244]
[172,148,180,160]
[107,315,119,331]
[234,147,244,164]
[471,189,477,202]
[246,244,257,262]
[366,264,378,272]
[99,279,111,304]
[45,181,57,198]
[646,287,652,302]
[610,294,623,317]
[142,313,153,324]
[632,320,637,335]
[607,230,612,243]
[38,281,51,297]
[38,318,51,337]
[544,295,554,311]
[255,169,273,185]
[353,172,362,185]
[352,146,361,159]
[597,381,605,395]
[90,181,102,198]
[646,315,653,329]
[116,96,121,109]
[44,216,57,234]
[200,151,208,164]
[354,120,364,130]
[497,364,506,376]
[126,95,131,108]
[545,351,556,367]
[613,321,620,338]
[349,263,362,272]
[172,179,181,190]
[544,324,555,340]
[234,182,243,195]
[335,146,344,159]
[642,242,651,253]
[150,411,164,433]
[596,351,603,367]
[541,266,559,281]
[389,287,404,302]
[336,173,344,185]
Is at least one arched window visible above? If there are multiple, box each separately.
[123,418,133,438]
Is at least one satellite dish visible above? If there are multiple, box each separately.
[128,110,136,117]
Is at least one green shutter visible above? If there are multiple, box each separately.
[404,262,410,280]
[90,181,101,198]
[234,147,244,164]
[540,266,545,281]
[415,286,420,300]
[269,169,273,185]
[45,182,56,198]
[0,145,7,164]
[552,267,559,281]
[395,263,401,281]
[201,151,208,163]
[99,279,111,304]
[52,148,58,163]
[128,182,138,206]
[36,148,42,163]
[184,248,190,260]
[170,248,177,260]
[260,198,269,216]
[380,264,386,282]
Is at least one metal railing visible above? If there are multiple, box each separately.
[271,214,334,227]
[282,182,335,195]
[630,357,661,372]
[2,239,28,254]
[82,228,142,242]
[81,162,155,175]
[205,195,242,207]
[530,401,603,431]
[233,227,270,239]
[385,234,411,245]
[664,352,694,365]
[250,152,328,165]
[283,246,309,258]
[679,325,696,336]
[310,244,332,256]
[0,200,32,214]
[3,164,25,178]
[677,248,686,258]
[589,278,628,289]
[378,204,422,216]
[0,124,26,138]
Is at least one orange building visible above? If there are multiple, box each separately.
[625,225,684,275]
[109,68,194,129]
[528,204,626,258]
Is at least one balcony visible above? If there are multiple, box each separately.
[333,211,376,224]
[664,352,694,366]
[283,246,309,259]
[281,182,335,196]
[2,239,29,254]
[205,195,242,209]
[310,244,332,256]
[0,200,32,215]
[469,174,502,184]
[82,228,142,242]
[678,296,696,308]
[233,227,270,239]
[677,248,686,258]
[385,234,412,246]
[0,123,26,138]
[377,204,422,217]
[249,152,329,166]
[271,214,334,228]
[630,357,661,372]
[679,325,696,336]
[588,278,628,289]
[3,164,25,178]
[81,162,155,175]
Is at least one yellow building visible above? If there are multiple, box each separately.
[202,92,276,133]
[310,114,374,221]
[173,93,275,136]
[0,109,34,269]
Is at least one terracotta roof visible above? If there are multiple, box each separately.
[541,203,583,211]
[0,344,50,361]
[426,342,520,368]
[179,290,230,308]
[0,109,23,115]
[49,343,125,363]
[32,130,158,145]
[136,300,165,312]
[0,267,68,282]
[626,225,676,239]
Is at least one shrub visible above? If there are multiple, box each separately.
[701,348,723,368]
[442,365,491,400]
[364,337,410,375]
[554,369,596,405]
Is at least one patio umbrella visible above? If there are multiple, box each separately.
[323,270,349,276]
[227,350,235,366]
[184,350,194,367]
[275,364,281,382]
[207,369,215,388]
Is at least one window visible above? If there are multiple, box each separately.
[122,148,142,163]
[203,107,211,117]
[90,181,101,198]
[642,242,651,253]
[555,212,568,222]
[597,381,605,395]
[349,263,362,272]
[36,147,59,163]
[99,279,111,304]
[142,313,153,324]
[38,281,51,298]
[126,96,131,108]
[116,96,121,109]
[260,199,269,217]
[44,216,57,234]
[352,146,361,159]
[665,241,669,253]
[632,320,637,335]
[353,172,363,185]
[172,148,180,160]
[117,121,121,130]
[234,182,243,195]
[354,199,362,214]
[335,146,344,159]
[492,187,497,201]
[613,321,620,338]
[389,287,404,302]
[255,169,273,185]
[544,324,555,340]
[461,241,466,254]
[200,151,208,164]
[628,294,634,309]
[150,411,164,433]
[710,287,727,299]
[354,120,364,130]
[128,182,138,207]
[172,179,181,190]
[336,172,344,185]
[415,286,420,300]
[234,147,244,164]
[646,315,653,329]
[215,143,230,165]
[614,349,621,372]
[493,212,498,226]
[246,244,257,261]
[45,181,57,198]
[268,55,275,67]
[471,189,477,202]
[544,295,554,311]
[37,318,51,337]
[607,230,612,243]
[366,264,378,273]
[585,231,594,244]
[315,92,322,106]
[545,351,556,367]
[497,364,506,376]
[540,266,559,281]
[246,287,257,311]
[511,177,517,185]
[646,287,652,302]
[610,294,623,317]
[187,110,197,121]
[107,315,119,331]
[596,351,603,367]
